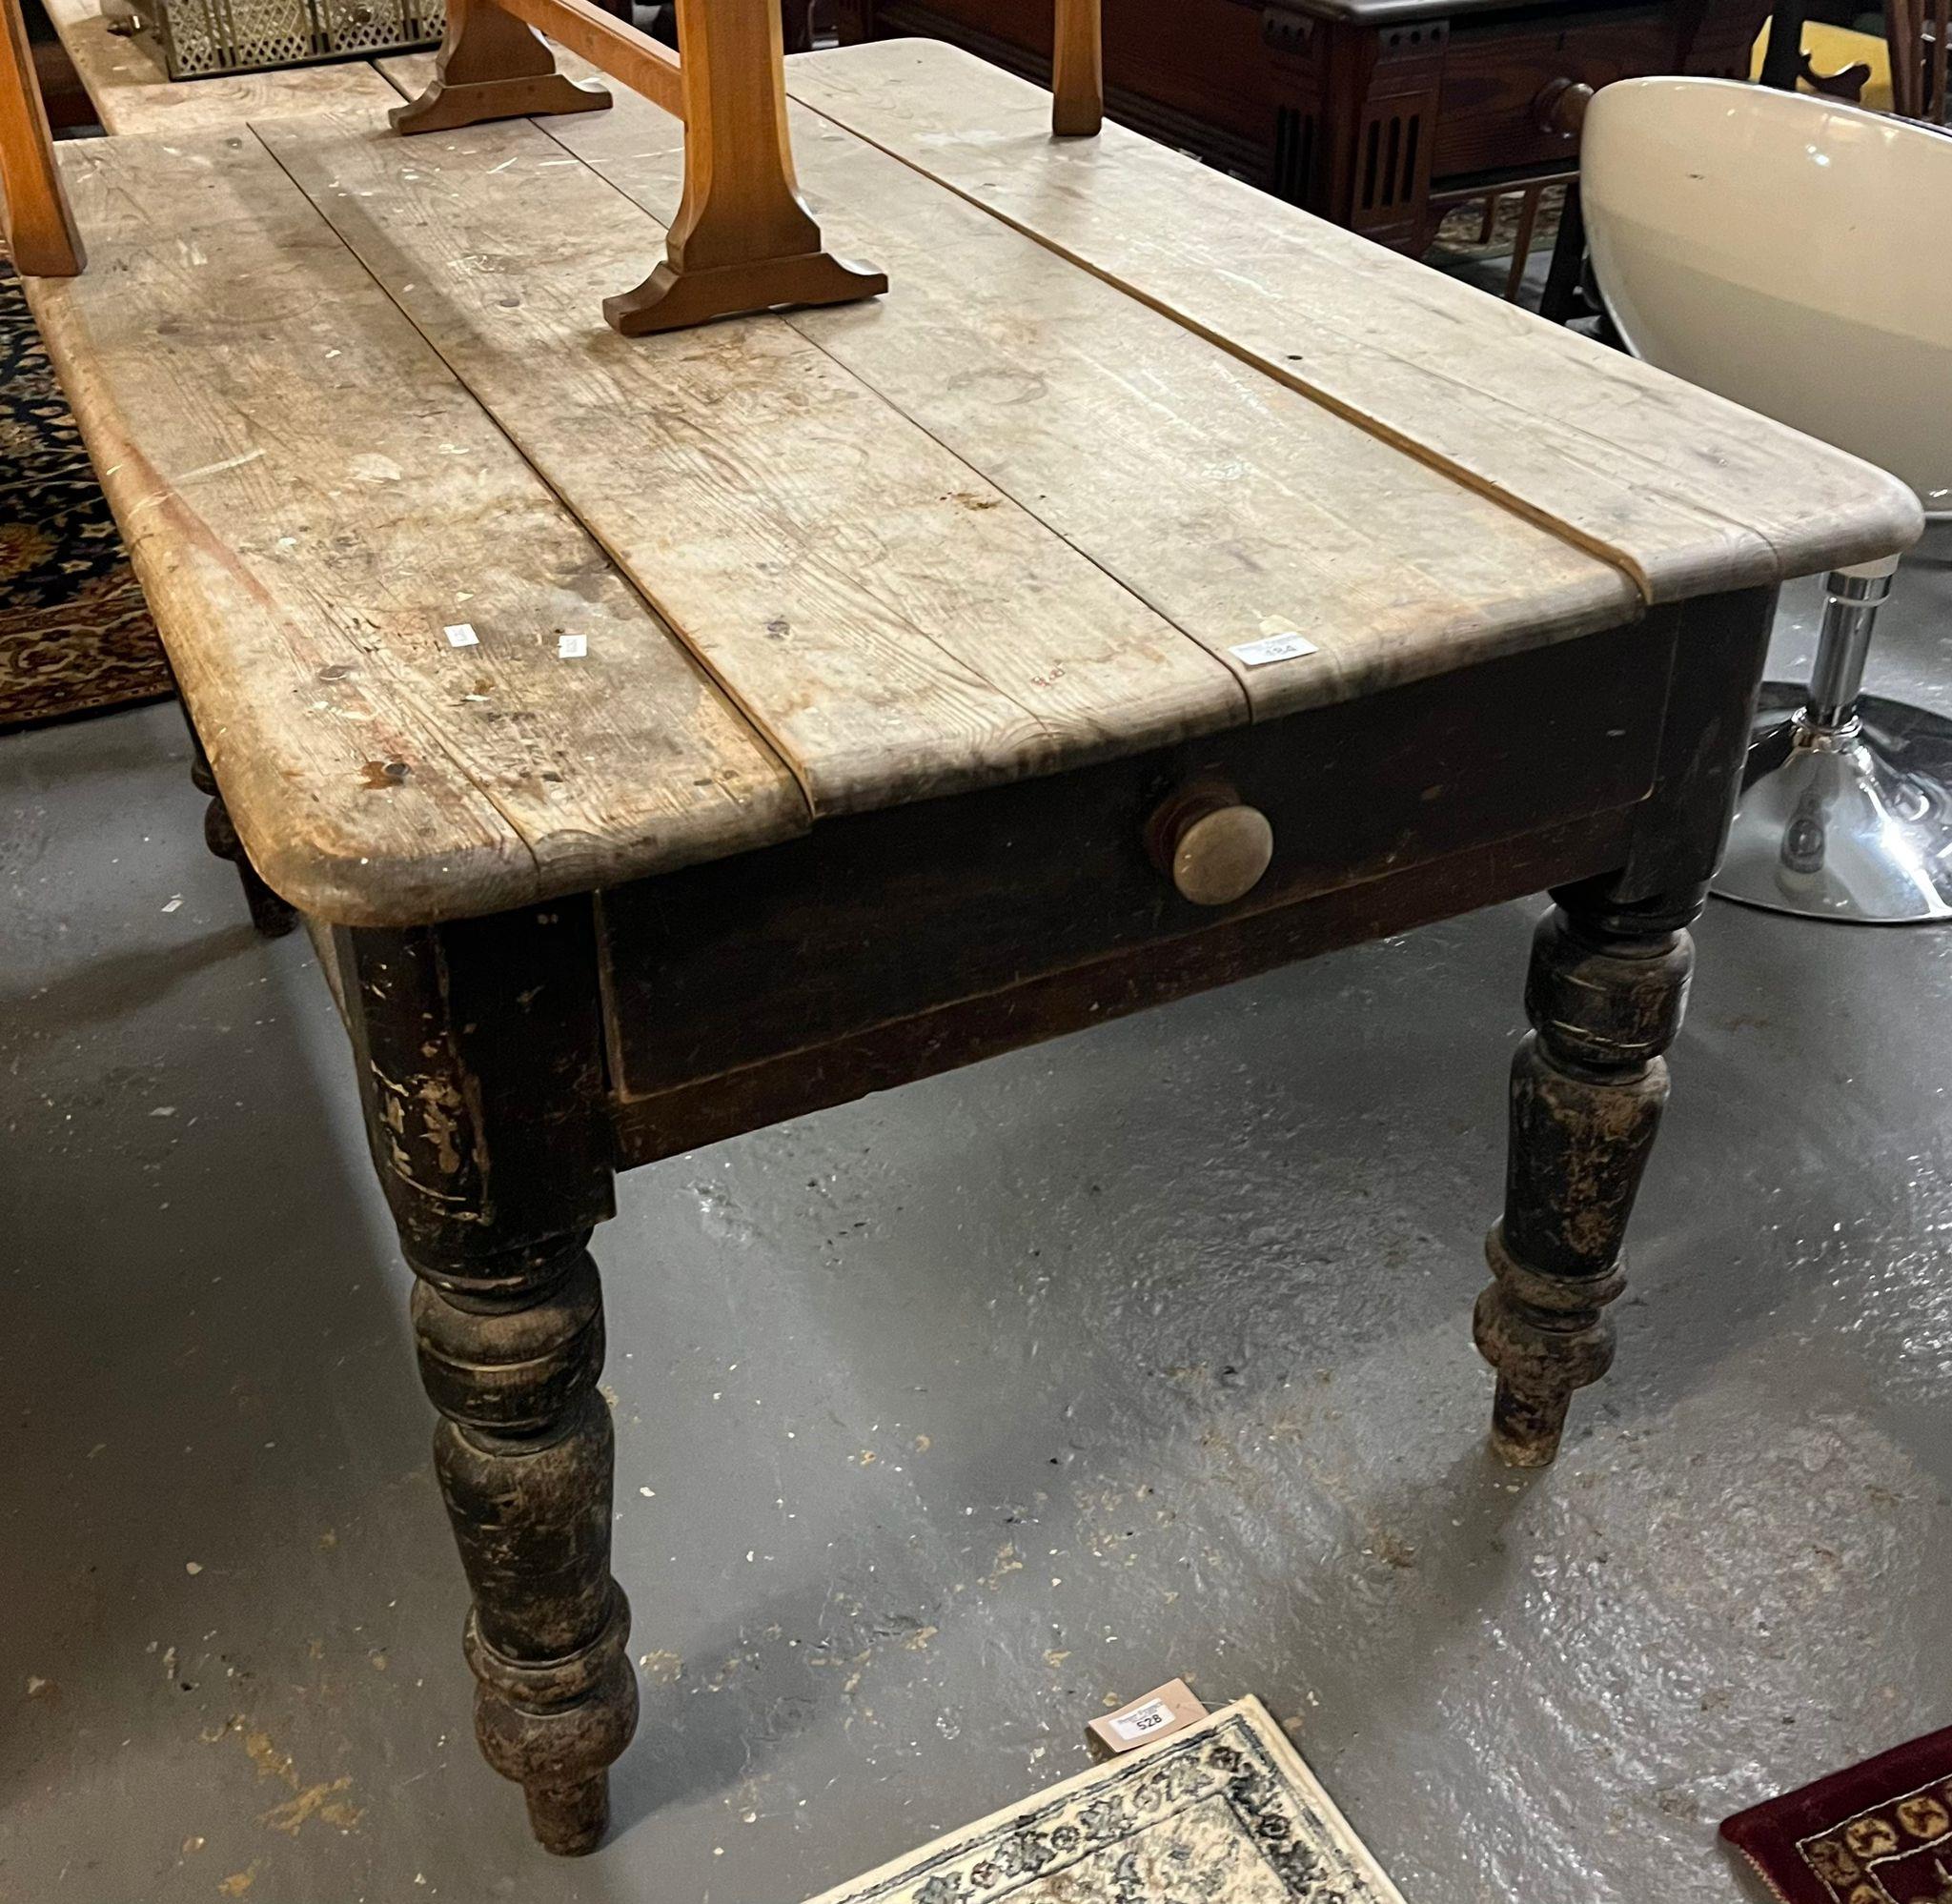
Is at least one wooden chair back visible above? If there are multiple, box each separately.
[1051,0,1101,134]
[0,0,83,274]
[1888,0,1950,121]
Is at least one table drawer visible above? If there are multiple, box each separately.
[600,616,1673,1156]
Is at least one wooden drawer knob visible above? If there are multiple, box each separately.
[1147,781,1274,907]
[1534,77,1594,138]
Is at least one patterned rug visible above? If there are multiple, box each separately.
[1428,185,1566,266]
[805,1698,1407,1904]
[1723,1726,1952,1902]
[0,260,173,729]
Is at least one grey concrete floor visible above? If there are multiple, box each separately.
[5,537,1952,1904]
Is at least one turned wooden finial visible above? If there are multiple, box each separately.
[1147,781,1274,907]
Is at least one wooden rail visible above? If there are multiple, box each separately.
[0,0,83,275]
[496,0,681,117]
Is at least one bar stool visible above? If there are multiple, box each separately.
[1580,77,1952,921]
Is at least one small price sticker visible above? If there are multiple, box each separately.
[444,622,479,648]
[1108,1697,1176,1745]
[1230,628,1318,669]
[558,634,588,658]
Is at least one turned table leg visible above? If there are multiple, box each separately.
[347,904,637,1853]
[1474,882,1701,1466]
[420,1237,635,1850]
[1472,586,1776,1466]
[185,728,295,939]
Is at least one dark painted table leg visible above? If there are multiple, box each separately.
[184,728,296,938]
[346,902,638,1853]
[1474,584,1776,1465]
[1474,881,1700,1465]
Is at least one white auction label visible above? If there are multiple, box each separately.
[558,634,588,658]
[1108,1697,1176,1744]
[1229,629,1318,668]
[444,622,479,648]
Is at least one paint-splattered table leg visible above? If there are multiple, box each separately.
[344,902,637,1853]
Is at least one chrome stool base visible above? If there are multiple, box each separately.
[1715,686,1952,922]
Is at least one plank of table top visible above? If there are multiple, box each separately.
[42,0,404,135]
[29,130,804,925]
[538,91,1637,716]
[379,49,437,94]
[258,109,1246,818]
[783,40,1923,600]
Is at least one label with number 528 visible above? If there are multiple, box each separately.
[1108,1697,1175,1743]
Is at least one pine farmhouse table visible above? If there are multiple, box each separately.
[18,34,1920,1853]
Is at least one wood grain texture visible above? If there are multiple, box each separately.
[395,1,884,336]
[2,0,83,273]
[260,107,1243,816]
[379,41,600,96]
[550,91,1637,717]
[783,39,1923,598]
[383,46,462,92]
[41,0,403,134]
[28,129,803,924]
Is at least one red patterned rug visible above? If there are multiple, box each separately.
[0,259,173,729]
[1723,1728,1952,1902]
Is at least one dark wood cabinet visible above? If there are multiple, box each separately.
[835,0,1765,250]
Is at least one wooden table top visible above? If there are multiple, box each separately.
[27,40,1919,925]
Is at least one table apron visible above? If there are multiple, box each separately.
[600,613,1677,1166]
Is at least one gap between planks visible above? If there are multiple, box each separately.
[375,48,1670,607]
[237,112,820,830]
[255,103,1261,818]
[772,86,1681,606]
[36,125,813,920]
[776,46,1919,601]
[278,89,1638,770]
